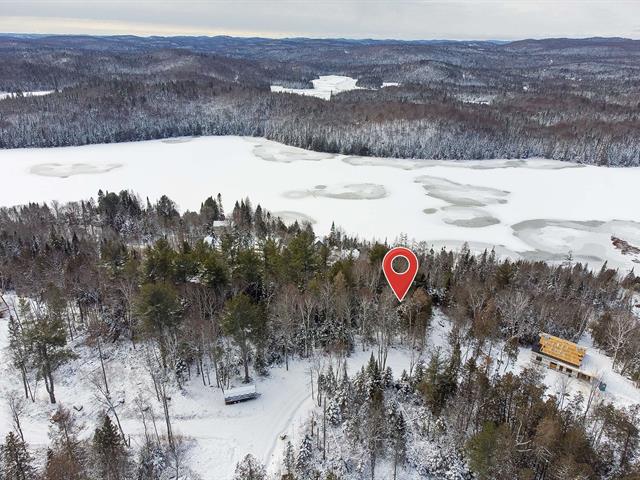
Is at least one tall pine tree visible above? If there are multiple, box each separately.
[93,414,129,480]
[1,431,35,480]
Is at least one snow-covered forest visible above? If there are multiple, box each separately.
[1,36,640,165]
[1,191,640,479]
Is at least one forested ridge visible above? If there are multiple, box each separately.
[1,190,640,479]
[1,35,640,165]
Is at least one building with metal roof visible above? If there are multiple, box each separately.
[532,333,594,383]
[223,384,259,405]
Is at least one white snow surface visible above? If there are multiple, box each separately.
[1,135,639,270]
[0,90,54,100]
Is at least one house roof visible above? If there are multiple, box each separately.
[539,332,586,367]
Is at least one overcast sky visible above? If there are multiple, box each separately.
[1,0,639,40]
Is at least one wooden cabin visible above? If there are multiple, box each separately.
[531,333,594,382]
[223,384,259,405]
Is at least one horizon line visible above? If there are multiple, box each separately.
[1,32,639,43]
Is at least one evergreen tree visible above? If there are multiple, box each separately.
[0,431,36,480]
[382,366,394,388]
[254,204,267,238]
[135,438,165,480]
[467,422,518,480]
[222,294,264,383]
[198,245,228,291]
[155,195,179,231]
[232,454,266,480]
[324,365,337,395]
[440,341,461,400]
[22,287,75,404]
[412,360,425,387]
[284,230,318,286]
[200,196,221,226]
[364,353,382,398]
[283,441,295,477]
[365,395,386,480]
[93,414,129,480]
[144,238,177,283]
[136,281,182,362]
[296,434,313,472]
[233,249,263,299]
[7,315,31,400]
[419,350,443,414]
[388,404,407,480]
[326,398,342,426]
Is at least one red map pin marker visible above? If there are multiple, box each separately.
[382,247,419,302]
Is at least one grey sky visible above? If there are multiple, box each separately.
[1,0,639,40]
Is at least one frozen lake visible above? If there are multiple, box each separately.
[1,135,639,270]
[270,75,398,100]
[270,75,362,100]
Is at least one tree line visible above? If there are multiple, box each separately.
[1,76,640,166]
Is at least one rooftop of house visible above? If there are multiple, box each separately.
[538,332,586,368]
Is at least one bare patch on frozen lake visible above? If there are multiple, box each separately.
[343,156,431,170]
[441,206,500,228]
[161,136,198,144]
[251,139,335,163]
[284,183,387,200]
[343,156,584,171]
[414,175,509,207]
[512,219,640,265]
[30,162,122,178]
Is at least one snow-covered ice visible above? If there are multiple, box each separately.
[0,135,639,270]
[270,76,402,100]
[271,75,361,100]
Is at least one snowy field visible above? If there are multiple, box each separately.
[1,135,639,270]
[0,90,54,100]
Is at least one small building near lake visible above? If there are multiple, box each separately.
[531,332,594,383]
